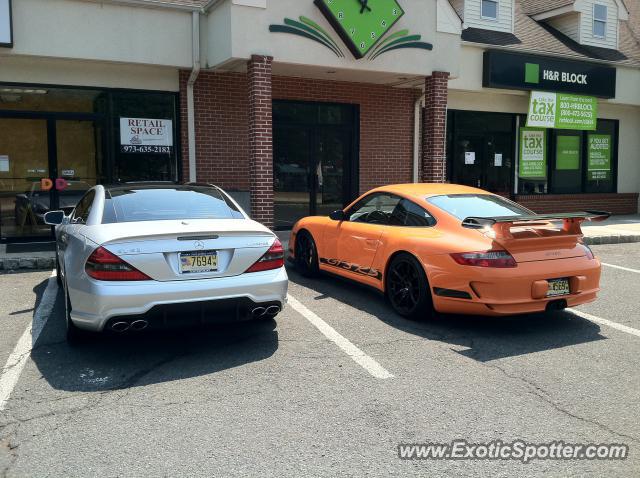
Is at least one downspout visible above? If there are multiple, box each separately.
[187,10,201,183]
[412,93,425,183]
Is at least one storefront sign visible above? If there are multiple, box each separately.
[556,136,580,170]
[526,92,597,131]
[270,0,433,60]
[519,128,547,179]
[0,0,12,48]
[120,118,173,154]
[483,50,616,98]
[588,134,612,180]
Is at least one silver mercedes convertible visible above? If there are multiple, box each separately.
[45,183,288,343]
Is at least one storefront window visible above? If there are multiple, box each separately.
[111,92,178,182]
[517,119,617,195]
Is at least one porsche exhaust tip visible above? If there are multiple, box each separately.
[546,299,568,312]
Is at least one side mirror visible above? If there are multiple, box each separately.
[329,210,347,221]
[44,210,65,226]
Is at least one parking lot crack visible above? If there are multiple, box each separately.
[482,361,639,444]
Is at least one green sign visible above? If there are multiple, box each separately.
[588,134,612,181]
[556,136,581,170]
[526,91,598,130]
[315,0,404,58]
[270,1,433,60]
[519,128,547,179]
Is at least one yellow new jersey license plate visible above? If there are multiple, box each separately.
[180,251,218,274]
[547,278,570,297]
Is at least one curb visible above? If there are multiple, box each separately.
[583,235,640,246]
[0,257,56,272]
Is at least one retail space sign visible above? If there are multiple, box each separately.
[483,50,616,99]
[269,0,433,60]
[120,118,173,154]
[556,136,581,170]
[519,128,547,179]
[587,134,612,181]
[526,91,598,131]
[0,0,12,48]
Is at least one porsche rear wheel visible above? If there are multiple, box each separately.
[386,253,434,320]
[295,231,320,278]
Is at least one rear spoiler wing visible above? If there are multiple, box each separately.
[462,211,610,238]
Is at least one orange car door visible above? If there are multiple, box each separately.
[322,193,402,282]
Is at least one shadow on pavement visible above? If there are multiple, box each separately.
[31,287,279,392]
[286,266,606,362]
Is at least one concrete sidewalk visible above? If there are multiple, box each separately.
[1,216,639,272]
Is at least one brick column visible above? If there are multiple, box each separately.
[422,72,449,183]
[248,55,274,228]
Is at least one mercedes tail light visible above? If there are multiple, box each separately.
[245,239,285,273]
[85,247,151,281]
[450,250,517,268]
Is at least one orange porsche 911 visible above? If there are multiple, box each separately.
[289,184,609,319]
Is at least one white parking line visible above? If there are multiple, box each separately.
[601,262,640,274]
[287,294,394,380]
[568,308,640,339]
[0,270,58,412]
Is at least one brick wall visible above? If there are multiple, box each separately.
[422,72,449,183]
[516,193,639,215]
[248,55,274,228]
[180,69,421,197]
[179,70,249,189]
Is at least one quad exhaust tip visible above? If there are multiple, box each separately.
[251,305,281,318]
[110,320,149,332]
[111,321,130,333]
[130,320,149,331]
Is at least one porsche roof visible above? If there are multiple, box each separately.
[370,183,490,200]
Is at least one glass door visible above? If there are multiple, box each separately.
[55,119,101,214]
[274,126,313,230]
[452,133,484,189]
[315,127,350,217]
[0,118,52,239]
[484,133,513,195]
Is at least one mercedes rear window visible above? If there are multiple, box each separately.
[427,194,532,220]
[102,187,244,224]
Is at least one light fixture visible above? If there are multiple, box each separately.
[326,70,337,74]
[0,88,48,95]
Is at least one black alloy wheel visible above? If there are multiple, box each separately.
[295,232,320,277]
[386,253,433,320]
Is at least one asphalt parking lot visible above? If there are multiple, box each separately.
[0,244,638,477]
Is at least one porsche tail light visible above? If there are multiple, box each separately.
[85,247,151,281]
[450,250,517,268]
[245,239,285,273]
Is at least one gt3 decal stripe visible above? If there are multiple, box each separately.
[320,257,383,280]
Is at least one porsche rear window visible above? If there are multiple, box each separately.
[427,194,532,220]
[102,187,244,224]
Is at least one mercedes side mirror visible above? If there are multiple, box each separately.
[329,210,347,221]
[44,210,65,226]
